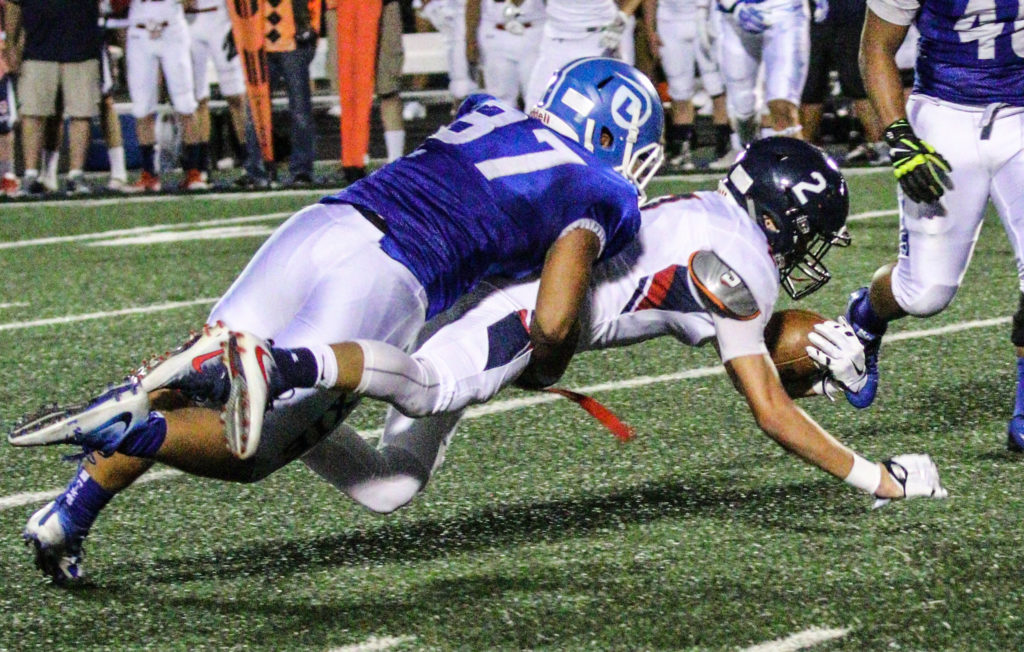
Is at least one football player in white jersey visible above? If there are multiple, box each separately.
[523,0,644,109]
[841,0,1024,453]
[123,0,204,192]
[466,0,546,106]
[416,0,480,111]
[289,138,945,515]
[186,0,248,187]
[644,0,727,169]
[711,0,827,165]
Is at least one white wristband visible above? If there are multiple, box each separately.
[844,453,882,494]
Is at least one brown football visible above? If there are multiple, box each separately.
[764,308,827,384]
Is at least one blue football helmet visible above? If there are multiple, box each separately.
[531,57,665,198]
[722,137,850,299]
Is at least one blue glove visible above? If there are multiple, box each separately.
[736,1,769,33]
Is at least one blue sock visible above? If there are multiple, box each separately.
[60,466,115,538]
[271,346,319,389]
[117,412,168,458]
[1013,358,1024,418]
[140,145,156,175]
[851,291,889,337]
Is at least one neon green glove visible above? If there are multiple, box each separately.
[884,118,952,204]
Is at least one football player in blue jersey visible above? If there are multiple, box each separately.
[840,0,1024,450]
[8,56,665,585]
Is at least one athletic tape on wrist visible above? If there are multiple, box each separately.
[844,453,882,494]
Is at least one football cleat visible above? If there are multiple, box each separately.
[133,321,231,402]
[23,499,85,586]
[221,331,282,459]
[843,287,882,408]
[122,170,161,194]
[1007,415,1024,452]
[8,381,150,454]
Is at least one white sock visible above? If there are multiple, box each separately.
[309,342,338,389]
[23,168,38,180]
[43,149,59,181]
[353,339,441,417]
[68,168,83,179]
[384,130,406,162]
[108,146,126,180]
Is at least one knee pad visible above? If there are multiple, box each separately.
[1011,293,1024,347]
[346,446,431,514]
[895,283,958,317]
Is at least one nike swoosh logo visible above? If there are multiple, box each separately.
[192,350,222,373]
[97,412,133,439]
[852,361,864,376]
[256,346,274,383]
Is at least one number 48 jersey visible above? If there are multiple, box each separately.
[324,95,642,319]
[869,0,1024,105]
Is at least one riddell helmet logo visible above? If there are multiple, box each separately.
[611,81,650,130]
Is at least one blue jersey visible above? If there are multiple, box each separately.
[324,95,642,319]
[916,0,1024,105]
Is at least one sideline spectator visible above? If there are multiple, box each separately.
[798,0,885,164]
[244,0,319,187]
[7,0,102,195]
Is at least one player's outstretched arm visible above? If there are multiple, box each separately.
[517,228,602,390]
[725,353,947,502]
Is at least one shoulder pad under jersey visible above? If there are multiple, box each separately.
[687,250,761,320]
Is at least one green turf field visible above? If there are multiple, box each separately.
[1,172,1023,651]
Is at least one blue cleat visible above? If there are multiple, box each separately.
[23,499,85,586]
[1008,415,1024,452]
[844,287,883,409]
[8,381,150,455]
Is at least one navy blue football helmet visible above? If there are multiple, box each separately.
[722,137,850,299]
[531,57,664,198]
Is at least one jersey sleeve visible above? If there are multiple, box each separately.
[866,0,919,26]
[587,182,643,263]
[712,311,770,363]
[453,93,500,120]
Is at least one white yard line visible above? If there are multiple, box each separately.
[0,189,327,210]
[326,636,416,652]
[88,225,276,246]
[0,212,291,250]
[0,313,1006,512]
[0,302,28,309]
[0,469,184,511]
[740,627,851,652]
[0,298,217,331]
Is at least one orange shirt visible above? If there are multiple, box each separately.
[263,0,322,53]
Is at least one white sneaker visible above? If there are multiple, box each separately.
[133,321,232,397]
[708,148,743,170]
[24,500,85,586]
[222,331,281,459]
[7,381,150,453]
[402,101,427,121]
[106,176,128,192]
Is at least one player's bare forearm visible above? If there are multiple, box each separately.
[859,10,910,126]
[727,354,867,481]
[523,228,601,387]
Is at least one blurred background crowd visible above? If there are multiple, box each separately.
[0,0,919,197]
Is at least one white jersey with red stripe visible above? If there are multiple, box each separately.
[503,190,780,360]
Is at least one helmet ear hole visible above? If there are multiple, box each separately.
[600,127,614,150]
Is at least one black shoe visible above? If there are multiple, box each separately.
[287,173,315,188]
[234,173,270,190]
[342,166,367,185]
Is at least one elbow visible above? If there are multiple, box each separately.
[751,400,798,447]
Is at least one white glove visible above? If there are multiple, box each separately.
[806,317,867,394]
[872,454,948,509]
[599,10,628,53]
[813,0,829,22]
[735,0,769,34]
